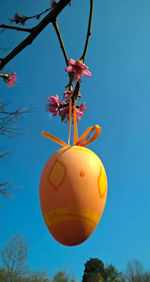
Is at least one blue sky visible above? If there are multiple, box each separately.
[0,0,150,280]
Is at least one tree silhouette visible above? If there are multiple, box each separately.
[1,234,28,282]
[82,258,107,282]
[82,258,126,282]
[105,264,125,282]
[0,103,32,200]
[53,270,75,282]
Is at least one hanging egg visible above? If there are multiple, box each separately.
[39,145,107,246]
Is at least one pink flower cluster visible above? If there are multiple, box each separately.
[3,72,17,87]
[59,102,87,122]
[63,90,74,101]
[46,94,60,116]
[46,94,87,122]
[65,59,91,81]
[10,12,27,25]
[46,58,90,122]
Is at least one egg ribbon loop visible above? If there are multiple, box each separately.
[75,125,101,146]
[41,131,69,147]
[41,124,101,148]
[41,99,101,147]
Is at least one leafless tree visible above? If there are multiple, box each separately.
[125,260,144,282]
[0,182,15,200]
[0,102,32,138]
[0,103,32,200]
[1,234,28,282]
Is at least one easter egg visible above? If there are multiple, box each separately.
[39,146,107,246]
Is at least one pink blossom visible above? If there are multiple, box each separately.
[78,102,87,112]
[59,107,68,116]
[10,12,27,25]
[65,59,91,81]
[63,90,74,102]
[46,94,60,116]
[59,101,87,122]
[3,72,17,87]
[76,102,87,121]
[75,108,84,122]
[59,106,69,122]
[51,0,57,7]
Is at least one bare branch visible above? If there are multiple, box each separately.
[0,182,18,200]
[53,20,68,66]
[9,8,51,24]
[0,24,32,33]
[0,103,33,138]
[0,0,71,71]
[0,151,10,158]
[80,0,94,62]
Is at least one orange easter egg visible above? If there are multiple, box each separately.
[39,146,107,246]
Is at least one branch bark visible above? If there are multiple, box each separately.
[53,20,68,66]
[0,24,32,33]
[80,0,94,62]
[0,0,71,71]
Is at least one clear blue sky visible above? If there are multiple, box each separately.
[0,0,150,280]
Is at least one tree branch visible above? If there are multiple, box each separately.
[24,7,51,21]
[0,0,71,71]
[0,182,17,200]
[72,81,81,101]
[0,24,32,33]
[80,0,94,62]
[53,20,68,66]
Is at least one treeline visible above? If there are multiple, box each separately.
[82,258,150,282]
[0,234,150,282]
[0,268,75,282]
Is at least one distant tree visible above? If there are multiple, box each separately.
[84,271,103,282]
[82,258,126,282]
[0,266,7,281]
[125,260,150,282]
[142,272,150,282]
[125,260,144,282]
[25,270,51,282]
[53,270,75,282]
[0,103,32,201]
[105,264,125,282]
[1,234,28,282]
[82,258,107,282]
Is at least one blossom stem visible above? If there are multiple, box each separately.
[0,24,32,33]
[80,0,94,62]
[72,81,81,101]
[53,20,68,66]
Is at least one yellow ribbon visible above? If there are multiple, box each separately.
[41,100,101,147]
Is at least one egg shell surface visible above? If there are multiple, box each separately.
[39,145,107,246]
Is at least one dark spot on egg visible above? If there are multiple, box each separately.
[80,170,85,177]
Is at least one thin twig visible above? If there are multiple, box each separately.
[53,20,68,66]
[80,0,94,62]
[0,0,71,71]
[24,8,51,21]
[72,81,81,101]
[0,24,32,33]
